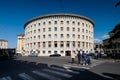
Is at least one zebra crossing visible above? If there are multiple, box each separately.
[0,61,104,80]
[0,66,83,80]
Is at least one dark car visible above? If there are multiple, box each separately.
[49,54,61,57]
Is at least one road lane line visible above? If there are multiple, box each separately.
[42,69,72,78]
[18,73,35,80]
[50,67,79,74]
[0,76,12,80]
[32,70,61,80]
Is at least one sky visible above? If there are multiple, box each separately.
[0,0,120,48]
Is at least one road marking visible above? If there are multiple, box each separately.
[0,76,12,80]
[42,69,72,78]
[50,67,79,74]
[64,64,90,70]
[32,70,61,80]
[18,73,35,80]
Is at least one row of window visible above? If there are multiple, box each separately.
[26,41,92,48]
[25,27,93,35]
[26,20,92,30]
[25,34,93,41]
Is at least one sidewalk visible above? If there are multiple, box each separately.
[63,58,105,69]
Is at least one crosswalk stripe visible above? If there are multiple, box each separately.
[50,67,79,74]
[0,76,12,80]
[42,69,72,78]
[18,73,35,80]
[32,70,61,80]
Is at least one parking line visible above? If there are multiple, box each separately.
[42,69,72,78]
[18,73,35,80]
[32,70,61,80]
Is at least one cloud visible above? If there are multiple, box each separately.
[102,34,110,39]
[94,38,102,43]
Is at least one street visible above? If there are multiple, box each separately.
[0,56,120,80]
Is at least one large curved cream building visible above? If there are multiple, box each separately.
[24,14,94,56]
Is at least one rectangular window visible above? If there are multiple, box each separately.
[67,27,69,31]
[38,29,40,32]
[38,42,40,48]
[82,35,84,39]
[34,30,36,33]
[72,28,75,31]
[48,21,51,25]
[43,42,45,47]
[43,35,45,38]
[72,41,75,47]
[67,21,69,24]
[60,41,64,47]
[72,34,75,38]
[54,21,57,24]
[43,51,45,54]
[48,34,51,38]
[78,41,80,47]
[38,23,40,26]
[61,27,63,31]
[43,28,45,32]
[78,35,80,39]
[60,51,64,54]
[48,51,51,54]
[67,34,70,38]
[54,51,57,54]
[72,21,75,25]
[66,41,70,47]
[82,29,84,33]
[54,34,57,38]
[48,27,51,31]
[54,41,57,47]
[38,35,40,39]
[54,27,57,31]
[61,34,64,38]
[78,22,80,25]
[60,21,63,24]
[78,28,80,32]
[48,41,51,47]
[43,22,45,25]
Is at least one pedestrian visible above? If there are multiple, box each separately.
[71,51,76,63]
[82,52,89,66]
[77,50,82,64]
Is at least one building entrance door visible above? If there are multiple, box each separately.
[65,50,71,56]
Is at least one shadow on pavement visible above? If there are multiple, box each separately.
[102,73,120,80]
[0,58,116,80]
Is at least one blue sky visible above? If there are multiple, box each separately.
[0,0,120,48]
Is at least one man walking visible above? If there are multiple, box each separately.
[77,50,82,64]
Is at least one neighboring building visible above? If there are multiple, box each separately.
[0,39,8,49]
[94,43,104,53]
[17,34,25,55]
[24,14,94,56]
[103,23,120,57]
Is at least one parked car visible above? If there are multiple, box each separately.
[49,54,61,57]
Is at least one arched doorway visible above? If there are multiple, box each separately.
[65,50,71,56]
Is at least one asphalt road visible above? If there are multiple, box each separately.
[0,56,120,80]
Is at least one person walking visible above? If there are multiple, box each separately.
[77,50,82,64]
[71,51,76,63]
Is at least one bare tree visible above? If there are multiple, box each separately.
[115,1,120,7]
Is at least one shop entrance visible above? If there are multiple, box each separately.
[65,50,71,56]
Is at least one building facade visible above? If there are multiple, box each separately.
[17,34,25,55]
[103,23,120,58]
[24,14,94,56]
[0,39,8,49]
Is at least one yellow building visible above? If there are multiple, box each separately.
[0,39,8,49]
[17,34,25,55]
